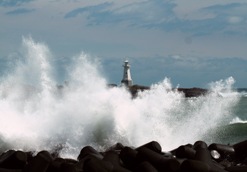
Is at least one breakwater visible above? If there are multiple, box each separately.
[127,85,207,98]
[0,140,246,172]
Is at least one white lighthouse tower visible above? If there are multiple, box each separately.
[121,60,133,86]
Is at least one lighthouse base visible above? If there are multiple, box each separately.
[121,80,133,87]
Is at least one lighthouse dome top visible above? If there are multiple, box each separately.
[124,60,130,65]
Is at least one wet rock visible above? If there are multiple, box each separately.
[0,150,27,169]
[0,139,246,171]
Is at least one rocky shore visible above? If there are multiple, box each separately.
[0,140,246,172]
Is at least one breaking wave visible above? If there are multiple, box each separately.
[0,37,241,158]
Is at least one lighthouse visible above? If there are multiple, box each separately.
[121,60,133,86]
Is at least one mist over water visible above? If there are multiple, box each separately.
[0,37,241,158]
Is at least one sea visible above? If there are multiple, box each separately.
[0,37,246,158]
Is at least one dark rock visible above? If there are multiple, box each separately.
[77,146,103,161]
[0,139,246,171]
[83,157,113,172]
[233,140,247,161]
[175,145,196,159]
[177,87,208,97]
[135,141,162,153]
[103,150,122,167]
[137,147,180,172]
[0,150,27,169]
[226,165,247,172]
[133,161,158,172]
[208,143,235,161]
[105,142,124,152]
[180,159,210,172]
[26,151,53,172]
[119,147,139,170]
[193,140,208,150]
[127,85,208,98]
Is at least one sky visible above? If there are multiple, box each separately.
[0,0,247,88]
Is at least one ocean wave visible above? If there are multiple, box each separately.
[239,92,247,97]
[235,88,247,97]
[217,92,240,98]
[0,36,242,158]
[230,117,247,124]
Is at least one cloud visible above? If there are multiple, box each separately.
[5,8,35,15]
[63,0,247,36]
[64,0,177,27]
[202,3,239,12]
[197,3,247,33]
[64,2,112,19]
[228,16,243,24]
[165,2,247,36]
[0,0,34,7]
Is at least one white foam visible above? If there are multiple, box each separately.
[230,117,247,124]
[0,37,241,158]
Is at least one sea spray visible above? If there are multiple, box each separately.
[0,37,241,158]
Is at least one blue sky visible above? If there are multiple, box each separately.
[0,0,247,88]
